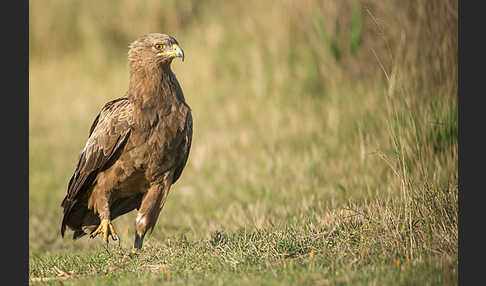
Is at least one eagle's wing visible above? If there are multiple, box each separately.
[173,111,193,184]
[61,97,132,236]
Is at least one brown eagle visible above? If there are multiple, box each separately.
[60,33,192,251]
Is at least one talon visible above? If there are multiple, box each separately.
[90,219,119,247]
[109,223,118,241]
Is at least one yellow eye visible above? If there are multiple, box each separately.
[155,44,164,50]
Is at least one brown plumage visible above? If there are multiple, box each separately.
[60,33,192,251]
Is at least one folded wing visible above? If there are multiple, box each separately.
[61,97,132,236]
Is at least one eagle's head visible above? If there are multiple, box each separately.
[128,33,184,69]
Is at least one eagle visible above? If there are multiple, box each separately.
[60,33,192,251]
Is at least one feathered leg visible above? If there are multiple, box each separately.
[88,187,120,247]
[132,172,173,252]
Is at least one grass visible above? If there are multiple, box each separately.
[29,0,457,285]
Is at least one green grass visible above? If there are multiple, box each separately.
[30,231,455,285]
[29,0,457,284]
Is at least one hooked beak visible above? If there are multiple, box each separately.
[157,43,184,62]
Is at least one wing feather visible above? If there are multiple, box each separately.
[173,111,193,183]
[61,97,132,236]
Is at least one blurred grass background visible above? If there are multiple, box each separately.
[29,0,457,284]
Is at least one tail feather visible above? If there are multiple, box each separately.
[60,194,144,239]
[73,230,87,240]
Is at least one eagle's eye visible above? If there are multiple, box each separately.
[154,44,164,51]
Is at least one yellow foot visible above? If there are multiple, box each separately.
[90,219,120,247]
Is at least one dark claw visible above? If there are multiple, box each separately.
[112,234,121,247]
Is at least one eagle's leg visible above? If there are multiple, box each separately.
[132,172,173,252]
[88,190,120,247]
